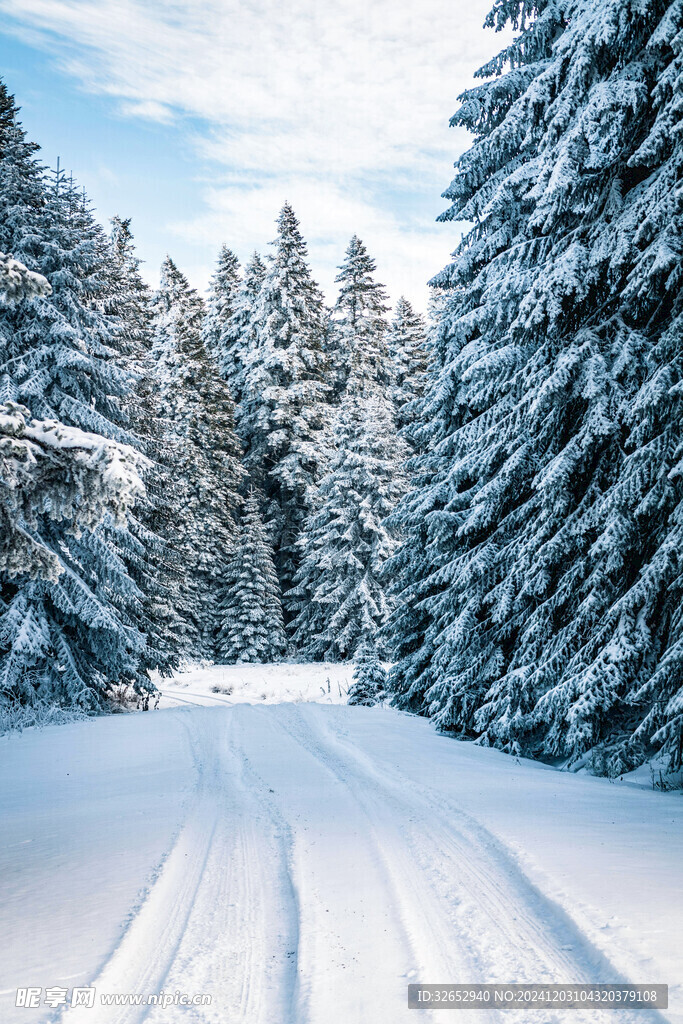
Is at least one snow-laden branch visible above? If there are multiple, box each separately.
[0,252,51,303]
[0,402,149,579]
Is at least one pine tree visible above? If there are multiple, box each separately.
[108,216,153,361]
[106,217,182,675]
[288,237,404,659]
[0,80,44,282]
[237,204,329,605]
[152,256,243,659]
[289,379,408,661]
[0,92,151,708]
[385,0,683,774]
[386,297,429,447]
[223,251,266,406]
[9,163,132,436]
[216,492,287,663]
[328,236,390,398]
[348,636,388,706]
[0,398,147,704]
[202,244,241,372]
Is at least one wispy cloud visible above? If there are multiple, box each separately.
[0,0,510,305]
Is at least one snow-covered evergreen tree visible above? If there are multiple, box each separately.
[216,492,286,663]
[238,204,329,605]
[0,81,44,284]
[11,163,132,437]
[106,217,182,675]
[289,238,406,659]
[348,636,388,706]
[0,259,138,586]
[385,0,683,774]
[0,90,151,708]
[152,256,243,659]
[222,251,266,406]
[202,244,241,371]
[107,216,155,367]
[328,236,390,398]
[386,297,429,447]
[289,377,408,661]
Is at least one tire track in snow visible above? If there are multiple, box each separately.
[57,710,220,1024]
[143,709,301,1024]
[273,704,670,1024]
[235,704,479,1024]
[259,704,495,1023]
[221,715,304,1024]
[50,701,671,1024]
[64,706,301,1024]
[159,689,236,706]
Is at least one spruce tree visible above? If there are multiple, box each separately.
[216,492,287,663]
[108,216,153,362]
[288,238,404,659]
[238,204,329,605]
[202,244,241,371]
[106,217,182,674]
[44,172,155,692]
[386,297,429,448]
[0,399,147,702]
[348,636,388,706]
[289,376,408,661]
[152,256,243,659]
[223,251,266,406]
[328,236,390,398]
[0,91,150,708]
[0,80,44,283]
[386,0,683,774]
[8,163,132,437]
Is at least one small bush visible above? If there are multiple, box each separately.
[0,700,92,736]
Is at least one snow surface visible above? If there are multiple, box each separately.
[155,661,353,708]
[0,664,680,1024]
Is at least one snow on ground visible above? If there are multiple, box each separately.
[0,666,680,1024]
[154,661,353,708]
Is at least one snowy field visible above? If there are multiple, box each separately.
[0,666,681,1024]
[154,661,354,708]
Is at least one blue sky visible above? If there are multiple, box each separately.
[0,0,510,309]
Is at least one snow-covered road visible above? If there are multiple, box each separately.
[1,674,680,1023]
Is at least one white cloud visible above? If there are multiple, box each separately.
[170,176,456,306]
[0,0,512,306]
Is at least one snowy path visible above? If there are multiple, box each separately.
[1,676,681,1023]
